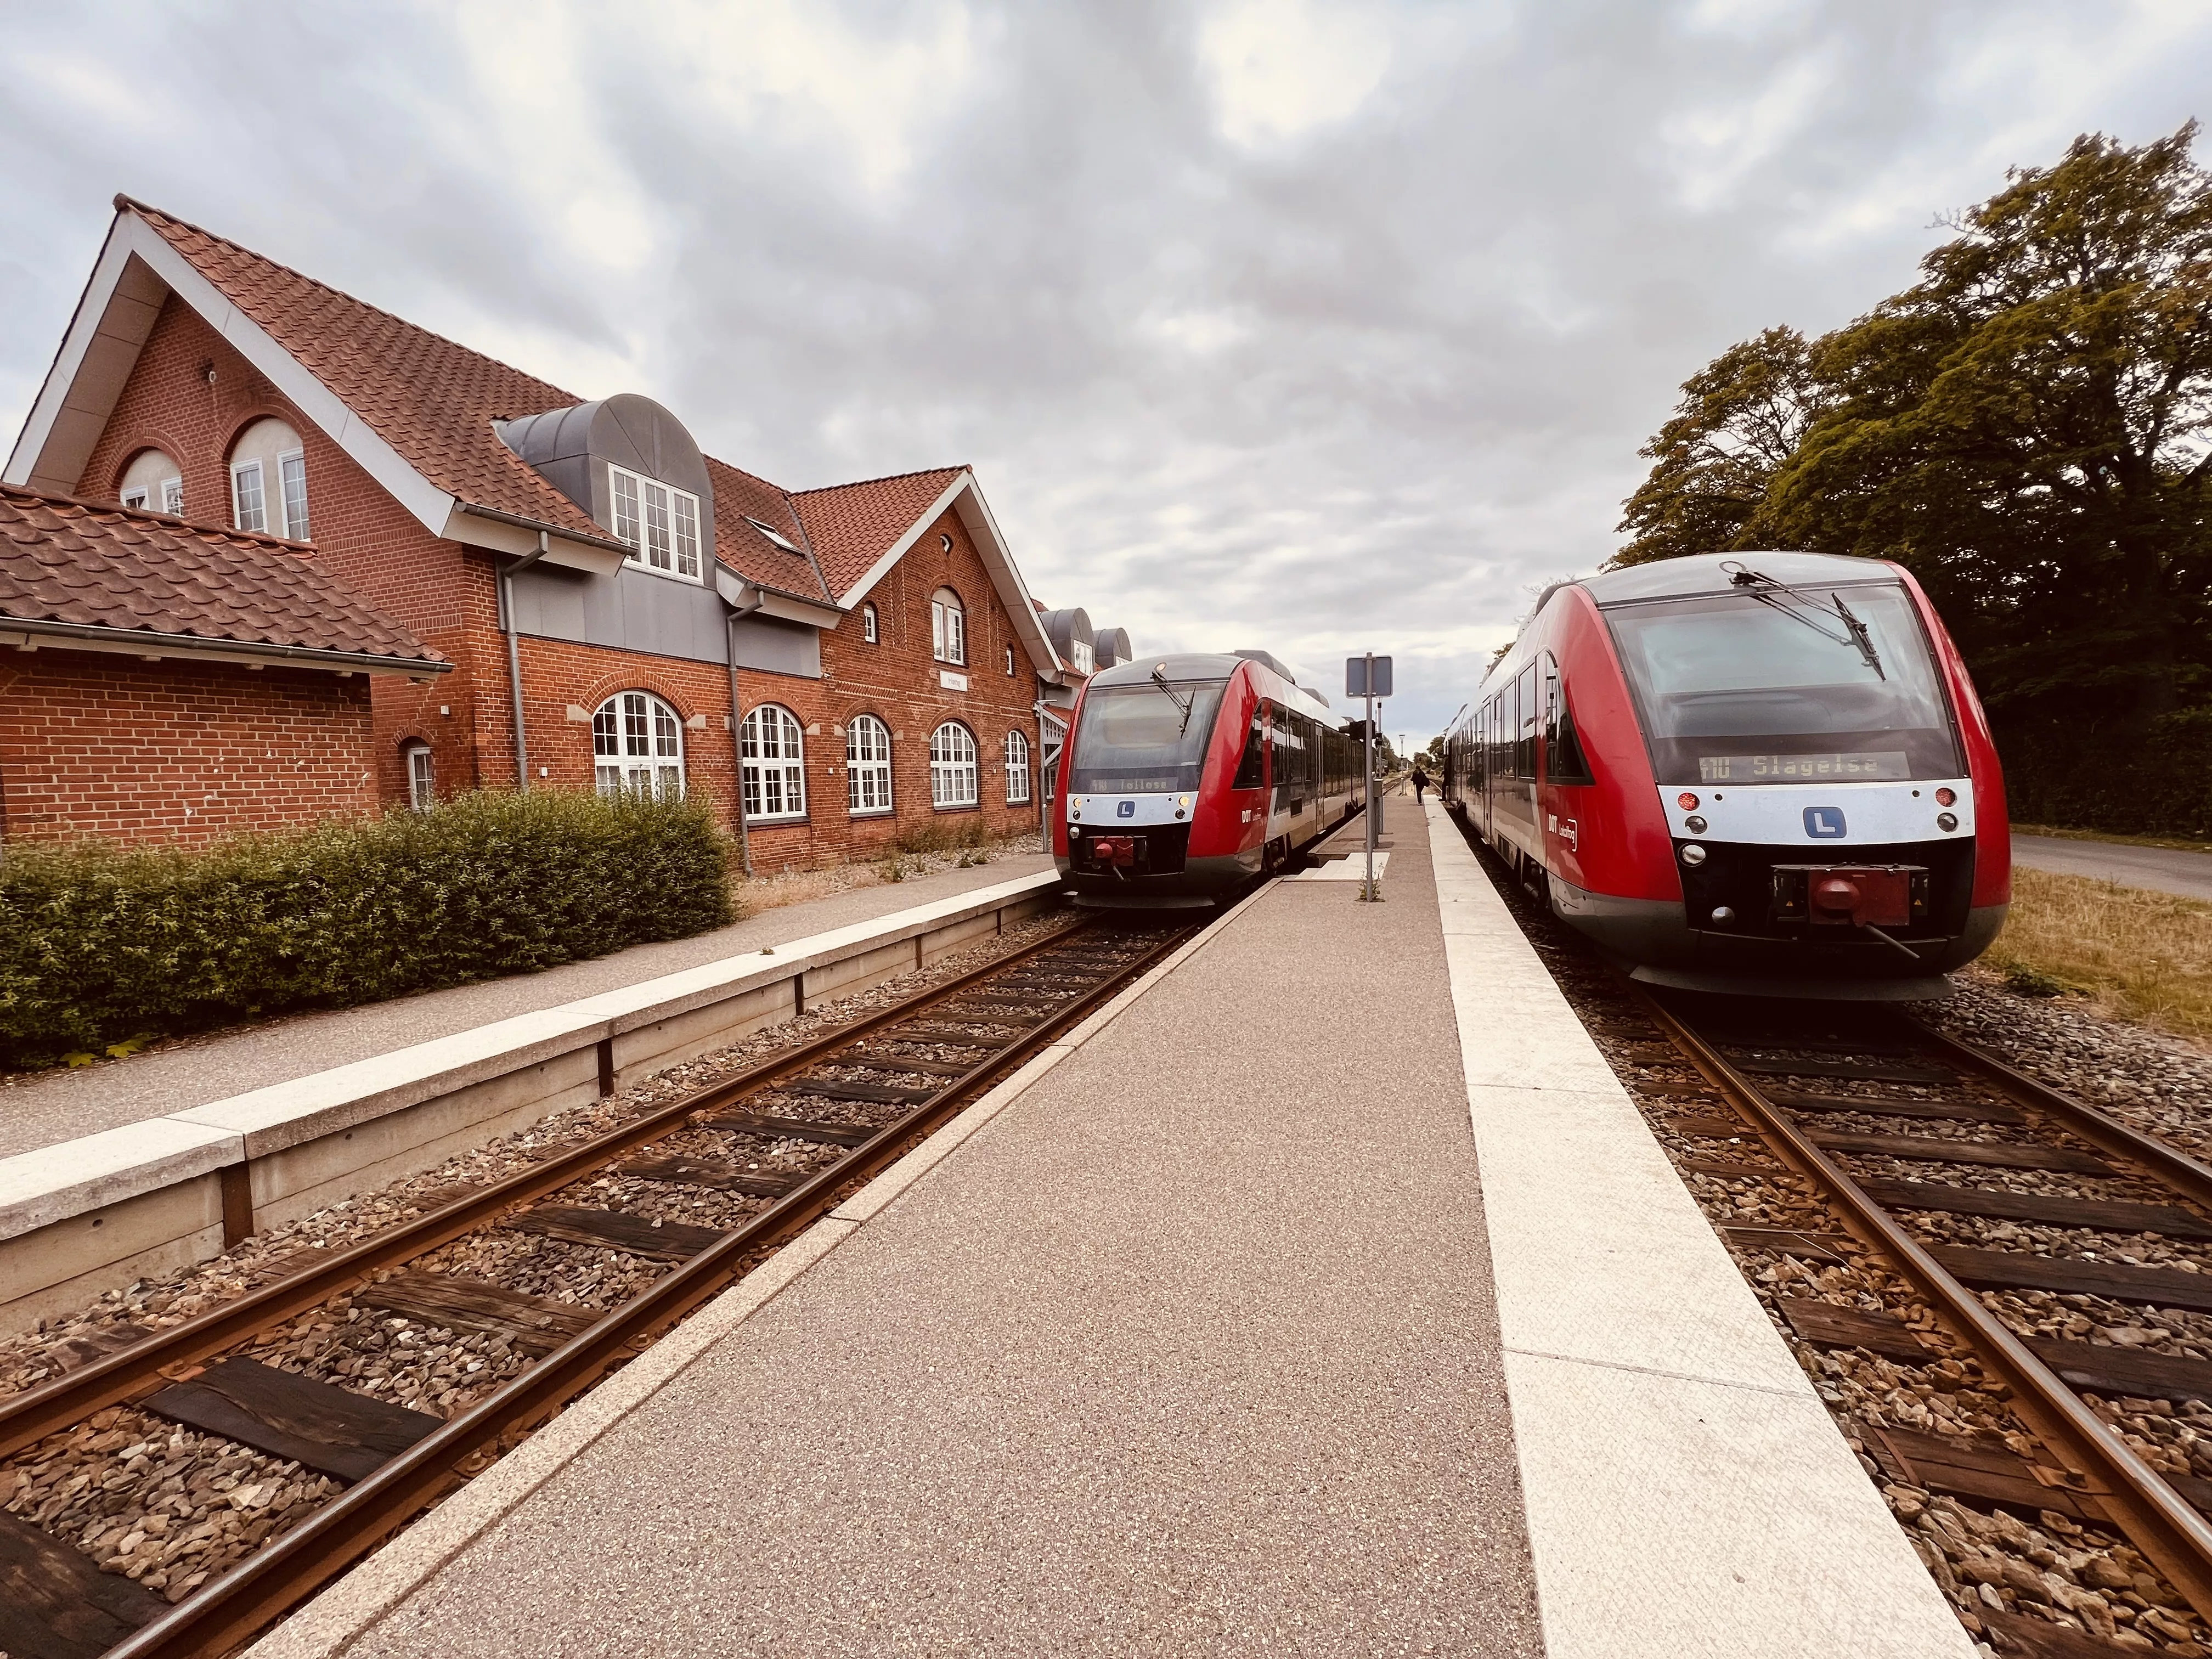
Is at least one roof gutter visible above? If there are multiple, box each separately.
[0,618,450,677]
[458,500,633,557]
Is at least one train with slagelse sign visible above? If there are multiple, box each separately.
[1053,650,1365,906]
[1441,551,2011,997]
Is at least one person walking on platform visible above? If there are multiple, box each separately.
[1410,763,1430,803]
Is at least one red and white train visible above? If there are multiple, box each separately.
[1443,551,2010,997]
[1053,650,1364,906]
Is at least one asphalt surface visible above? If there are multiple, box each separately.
[2011,833,2212,901]
[337,802,1544,1658]
[0,854,1054,1159]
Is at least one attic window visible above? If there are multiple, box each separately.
[610,464,701,582]
[744,516,800,555]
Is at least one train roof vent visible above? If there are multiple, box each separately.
[1232,648,1288,679]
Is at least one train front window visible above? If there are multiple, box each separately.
[1069,681,1227,793]
[1604,583,1961,785]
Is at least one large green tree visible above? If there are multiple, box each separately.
[1615,124,2212,828]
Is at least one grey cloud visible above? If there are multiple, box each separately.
[2,0,2205,737]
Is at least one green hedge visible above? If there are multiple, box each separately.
[0,789,734,1069]
[1997,708,2212,839]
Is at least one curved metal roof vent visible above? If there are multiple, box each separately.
[495,393,715,564]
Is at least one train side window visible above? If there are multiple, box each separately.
[1542,654,1595,786]
[1232,708,1266,789]
[1516,664,1539,778]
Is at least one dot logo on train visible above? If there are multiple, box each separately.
[1439,551,2010,998]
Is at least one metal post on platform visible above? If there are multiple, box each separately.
[1362,655,1378,901]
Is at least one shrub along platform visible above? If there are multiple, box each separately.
[0,789,732,1070]
[0,870,1064,1336]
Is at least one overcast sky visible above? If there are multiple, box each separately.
[3,1,2207,741]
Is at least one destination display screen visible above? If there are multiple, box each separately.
[1697,751,1910,783]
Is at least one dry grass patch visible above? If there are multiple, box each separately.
[1987,865,2212,1040]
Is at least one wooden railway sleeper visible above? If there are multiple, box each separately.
[1633,985,2212,1630]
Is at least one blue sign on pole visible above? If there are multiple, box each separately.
[1345,656,1393,698]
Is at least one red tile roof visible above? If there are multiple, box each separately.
[123,199,839,602]
[0,485,444,667]
[791,467,966,598]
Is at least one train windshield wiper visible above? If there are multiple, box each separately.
[1722,562,1885,680]
[1148,664,1197,733]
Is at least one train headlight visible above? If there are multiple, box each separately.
[1677,792,1700,811]
[1684,814,1707,834]
[1935,787,1956,807]
[1680,843,1707,866]
[1937,812,1959,833]
[1711,906,1735,924]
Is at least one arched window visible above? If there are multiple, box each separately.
[930,722,978,808]
[931,588,966,666]
[594,691,685,797]
[402,741,435,811]
[741,704,806,819]
[119,448,183,516]
[229,417,309,539]
[1004,729,1031,805]
[847,714,892,814]
[862,602,878,644]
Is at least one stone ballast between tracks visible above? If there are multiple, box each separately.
[0,871,1065,1336]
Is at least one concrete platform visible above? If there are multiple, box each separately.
[252,805,1972,1659]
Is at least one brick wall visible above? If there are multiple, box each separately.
[77,296,484,814]
[0,651,376,847]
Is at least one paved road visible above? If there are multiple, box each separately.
[0,854,1054,1159]
[2011,833,2212,902]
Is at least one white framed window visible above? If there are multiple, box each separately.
[609,463,702,581]
[931,588,966,665]
[1071,639,1094,674]
[862,603,878,644]
[279,449,309,540]
[593,691,685,798]
[119,448,183,517]
[229,418,304,536]
[231,458,266,532]
[1005,644,1015,676]
[741,703,806,819]
[1005,729,1031,804]
[847,714,893,814]
[930,721,979,808]
[404,742,435,810]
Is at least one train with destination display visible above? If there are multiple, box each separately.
[1441,551,2011,998]
[1053,650,1366,906]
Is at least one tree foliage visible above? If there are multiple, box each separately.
[1615,124,2212,831]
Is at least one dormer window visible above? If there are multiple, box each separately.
[1072,639,1094,674]
[610,463,702,581]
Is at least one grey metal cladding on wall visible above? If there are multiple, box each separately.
[495,394,716,563]
[509,565,822,678]
[1092,625,1132,667]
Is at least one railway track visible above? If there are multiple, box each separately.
[0,912,1193,1659]
[1623,992,2212,1648]
[1451,826,2212,1655]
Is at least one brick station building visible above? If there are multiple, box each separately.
[3,197,1121,864]
[0,483,446,845]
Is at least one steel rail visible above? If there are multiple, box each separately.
[100,918,1196,1659]
[1635,986,2212,1628]
[1905,1014,2212,1214]
[0,915,1094,1464]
